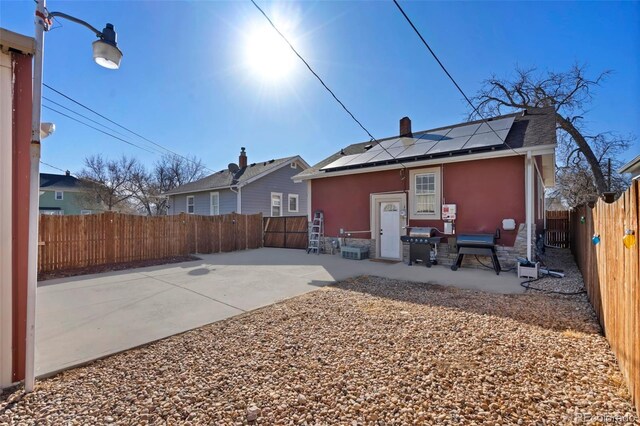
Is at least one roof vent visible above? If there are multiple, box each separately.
[364,144,373,151]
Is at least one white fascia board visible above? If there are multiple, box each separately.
[163,185,232,197]
[244,156,308,187]
[295,144,557,181]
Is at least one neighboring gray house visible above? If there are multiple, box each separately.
[164,148,310,217]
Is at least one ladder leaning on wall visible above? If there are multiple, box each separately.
[307,211,324,254]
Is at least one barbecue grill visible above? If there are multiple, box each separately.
[451,233,501,275]
[400,227,441,267]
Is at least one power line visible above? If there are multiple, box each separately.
[392,0,525,158]
[42,83,215,172]
[40,160,66,173]
[43,104,158,154]
[43,96,130,138]
[250,0,411,170]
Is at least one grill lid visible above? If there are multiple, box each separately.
[408,227,436,238]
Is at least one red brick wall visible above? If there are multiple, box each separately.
[311,156,526,246]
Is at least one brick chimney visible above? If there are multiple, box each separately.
[239,147,247,169]
[399,117,412,138]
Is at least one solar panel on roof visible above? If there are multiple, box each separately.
[462,129,510,150]
[423,135,473,155]
[443,123,481,139]
[321,115,516,171]
[368,145,418,162]
[368,138,401,152]
[320,154,359,170]
[474,116,515,134]
[391,140,439,159]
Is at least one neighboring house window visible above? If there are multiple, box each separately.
[186,196,195,214]
[290,162,297,169]
[409,167,441,220]
[210,192,220,215]
[288,194,299,213]
[80,210,92,215]
[55,191,63,200]
[271,192,282,217]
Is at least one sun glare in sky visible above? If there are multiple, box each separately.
[243,20,298,82]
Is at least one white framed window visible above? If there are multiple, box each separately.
[288,194,299,213]
[186,195,195,214]
[210,192,220,215]
[271,192,282,217]
[55,191,64,200]
[409,167,441,220]
[290,162,297,169]
[80,210,92,215]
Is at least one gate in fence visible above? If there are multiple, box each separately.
[545,210,571,248]
[263,216,308,249]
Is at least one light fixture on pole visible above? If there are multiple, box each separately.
[26,0,121,393]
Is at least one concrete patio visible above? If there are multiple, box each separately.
[36,247,523,376]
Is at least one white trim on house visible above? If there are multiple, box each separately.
[525,152,534,260]
[288,194,299,213]
[1,49,14,388]
[306,181,312,221]
[210,192,220,215]
[236,186,242,213]
[293,145,556,182]
[271,192,283,217]
[186,195,195,214]
[409,166,441,220]
[370,192,406,260]
[242,156,310,187]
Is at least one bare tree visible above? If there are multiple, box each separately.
[78,155,139,211]
[132,154,207,215]
[471,65,632,205]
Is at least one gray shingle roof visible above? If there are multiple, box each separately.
[40,173,83,191]
[163,156,297,196]
[295,107,556,179]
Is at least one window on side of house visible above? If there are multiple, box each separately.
[271,192,282,217]
[80,210,92,215]
[409,167,441,220]
[55,191,63,200]
[210,192,220,215]
[186,195,195,214]
[290,162,297,169]
[288,194,299,213]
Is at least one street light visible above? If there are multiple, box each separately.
[26,0,122,393]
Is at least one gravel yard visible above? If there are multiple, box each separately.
[521,247,587,295]
[1,275,637,425]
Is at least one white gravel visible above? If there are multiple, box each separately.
[1,276,637,425]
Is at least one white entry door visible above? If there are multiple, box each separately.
[380,202,400,259]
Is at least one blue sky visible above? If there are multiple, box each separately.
[2,0,639,175]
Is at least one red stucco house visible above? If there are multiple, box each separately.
[293,107,556,267]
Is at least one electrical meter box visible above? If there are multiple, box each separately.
[442,204,457,220]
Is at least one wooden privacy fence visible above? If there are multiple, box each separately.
[38,212,263,273]
[263,216,308,249]
[570,180,639,413]
[545,210,571,248]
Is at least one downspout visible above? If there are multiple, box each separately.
[230,185,241,213]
